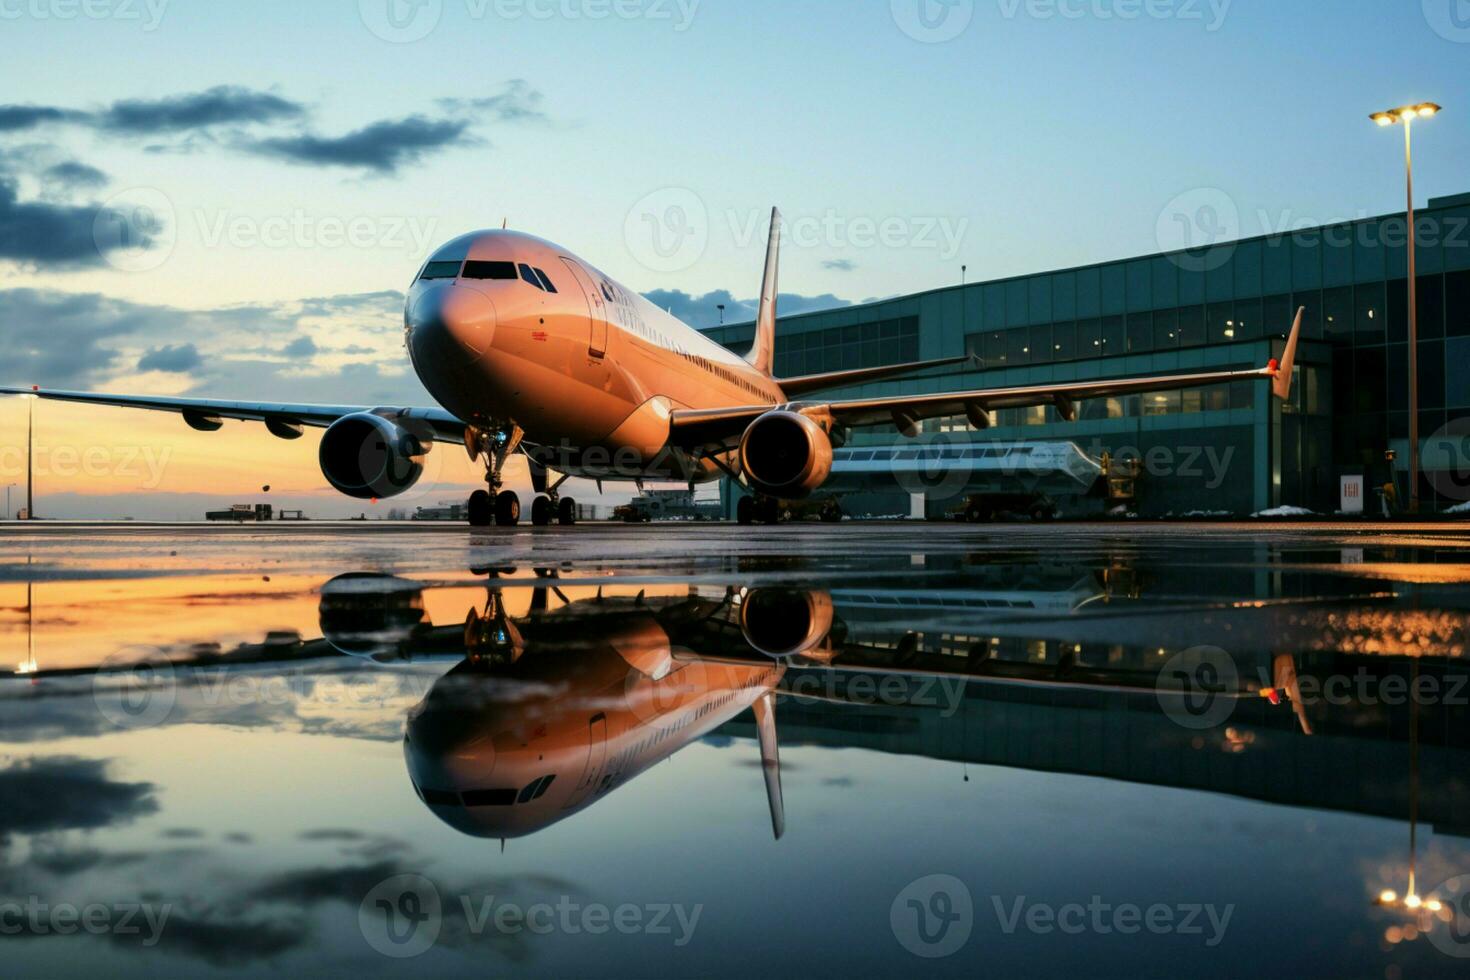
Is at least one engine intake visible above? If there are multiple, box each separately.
[319,412,430,499]
[737,410,833,499]
[740,589,835,659]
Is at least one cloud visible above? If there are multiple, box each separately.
[823,259,858,272]
[0,105,83,131]
[641,288,853,329]
[42,160,109,191]
[282,335,318,357]
[138,343,203,373]
[249,115,474,175]
[436,79,548,123]
[0,178,161,269]
[0,286,426,407]
[0,756,158,839]
[96,86,305,134]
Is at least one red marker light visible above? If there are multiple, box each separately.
[1266,359,1280,373]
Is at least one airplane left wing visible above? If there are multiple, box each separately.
[671,307,1303,450]
[0,385,469,444]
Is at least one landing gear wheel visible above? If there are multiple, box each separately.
[495,490,521,526]
[737,496,755,525]
[531,495,552,526]
[467,490,494,527]
[558,497,577,525]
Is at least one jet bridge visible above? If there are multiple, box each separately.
[822,440,1104,500]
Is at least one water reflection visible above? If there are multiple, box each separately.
[3,529,1470,976]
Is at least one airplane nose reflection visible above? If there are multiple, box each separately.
[409,283,495,363]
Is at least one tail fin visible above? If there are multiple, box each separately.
[1271,307,1305,401]
[745,207,781,377]
[752,691,784,840]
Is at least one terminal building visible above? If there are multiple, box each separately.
[701,192,1470,518]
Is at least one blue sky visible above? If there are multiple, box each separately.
[2,0,1469,515]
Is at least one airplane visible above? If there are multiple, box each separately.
[2,209,1305,527]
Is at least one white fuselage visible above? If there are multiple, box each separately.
[406,230,783,481]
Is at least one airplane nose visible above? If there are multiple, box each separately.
[409,283,495,364]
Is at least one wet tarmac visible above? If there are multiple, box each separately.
[2,521,1469,978]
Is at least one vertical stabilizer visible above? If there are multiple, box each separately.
[752,691,784,840]
[745,207,781,376]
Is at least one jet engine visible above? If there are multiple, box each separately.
[740,589,836,659]
[318,412,430,499]
[737,410,833,499]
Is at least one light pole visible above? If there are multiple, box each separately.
[23,391,37,520]
[1370,101,1441,514]
[4,483,14,520]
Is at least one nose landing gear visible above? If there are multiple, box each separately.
[466,423,524,527]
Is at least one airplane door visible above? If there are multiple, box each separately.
[560,258,608,358]
[565,712,608,809]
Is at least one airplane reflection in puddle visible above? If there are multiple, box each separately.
[311,567,1470,851]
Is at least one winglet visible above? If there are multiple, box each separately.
[1270,306,1304,401]
[745,207,781,377]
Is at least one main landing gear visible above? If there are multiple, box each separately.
[529,461,577,527]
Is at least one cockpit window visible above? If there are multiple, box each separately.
[519,263,544,290]
[516,774,556,804]
[600,282,615,302]
[463,788,516,807]
[463,260,517,280]
[419,260,462,280]
[533,267,558,293]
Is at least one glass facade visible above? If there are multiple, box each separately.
[702,193,1470,515]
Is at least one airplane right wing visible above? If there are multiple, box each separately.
[670,308,1303,450]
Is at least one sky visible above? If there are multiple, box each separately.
[3,0,1470,519]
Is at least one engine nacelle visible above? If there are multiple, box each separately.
[737,410,833,499]
[319,412,429,499]
[740,589,836,659]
